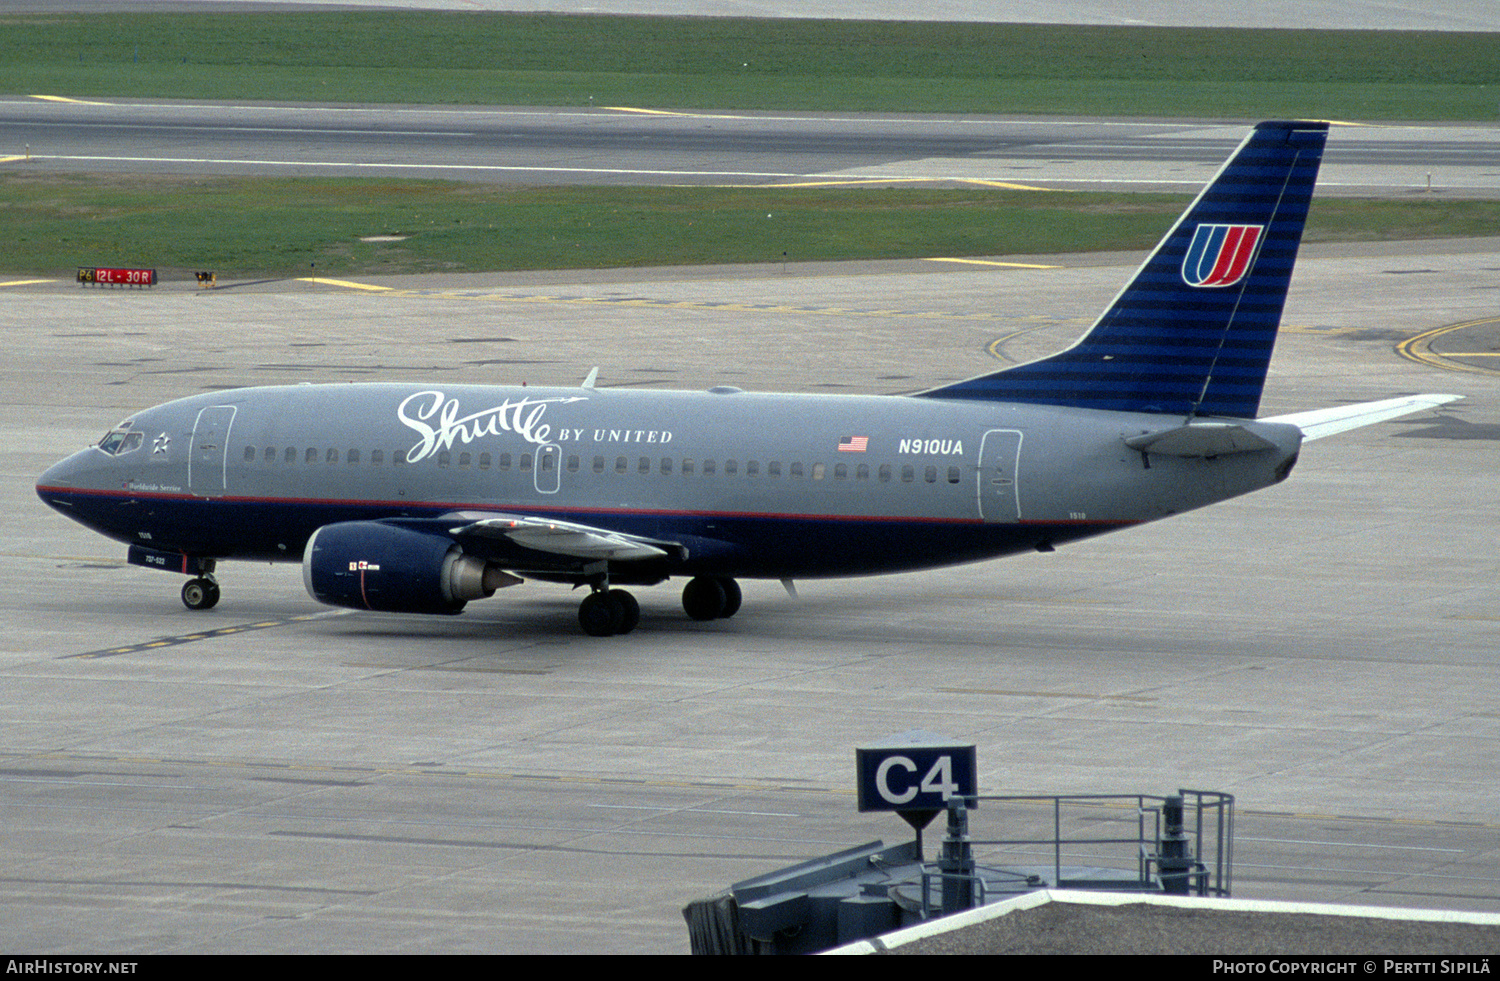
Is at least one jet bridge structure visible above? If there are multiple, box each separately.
[684,789,1234,955]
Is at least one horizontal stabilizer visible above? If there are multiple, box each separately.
[1124,423,1279,457]
[1263,394,1462,442]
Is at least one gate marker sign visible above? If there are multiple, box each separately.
[856,732,977,813]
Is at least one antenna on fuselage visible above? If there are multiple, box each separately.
[582,367,599,389]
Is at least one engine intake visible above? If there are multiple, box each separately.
[302,521,519,615]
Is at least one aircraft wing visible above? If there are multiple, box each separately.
[1262,394,1463,442]
[444,512,688,563]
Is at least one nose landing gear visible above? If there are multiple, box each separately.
[181,576,220,610]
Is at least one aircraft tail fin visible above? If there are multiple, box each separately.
[917,120,1330,418]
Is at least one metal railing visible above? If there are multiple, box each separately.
[908,789,1233,916]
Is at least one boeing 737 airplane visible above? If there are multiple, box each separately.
[37,121,1459,636]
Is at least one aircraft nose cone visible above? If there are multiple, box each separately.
[36,449,92,509]
[38,456,69,492]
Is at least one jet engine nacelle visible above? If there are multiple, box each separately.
[302,521,519,615]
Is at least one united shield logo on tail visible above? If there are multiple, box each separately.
[1182,223,1264,287]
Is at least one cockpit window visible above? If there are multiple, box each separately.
[97,428,144,456]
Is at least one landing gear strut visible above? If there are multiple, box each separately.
[577,587,639,637]
[181,576,220,610]
[682,576,741,621]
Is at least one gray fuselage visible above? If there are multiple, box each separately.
[37,381,1304,579]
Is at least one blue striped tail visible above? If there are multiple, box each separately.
[917,120,1329,418]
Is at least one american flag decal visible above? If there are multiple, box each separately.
[838,436,869,453]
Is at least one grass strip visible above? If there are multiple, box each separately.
[5,174,1497,279]
[2,12,1497,120]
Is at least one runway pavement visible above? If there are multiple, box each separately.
[7,100,1500,196]
[2,233,1498,952]
[10,1,1500,32]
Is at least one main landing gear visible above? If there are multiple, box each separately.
[682,576,741,622]
[181,575,220,610]
[578,587,641,637]
[576,576,742,636]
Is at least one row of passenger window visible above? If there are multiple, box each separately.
[243,445,965,485]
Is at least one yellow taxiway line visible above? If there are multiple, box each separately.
[30,94,112,105]
[1397,317,1500,376]
[294,277,394,292]
[926,257,1060,270]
